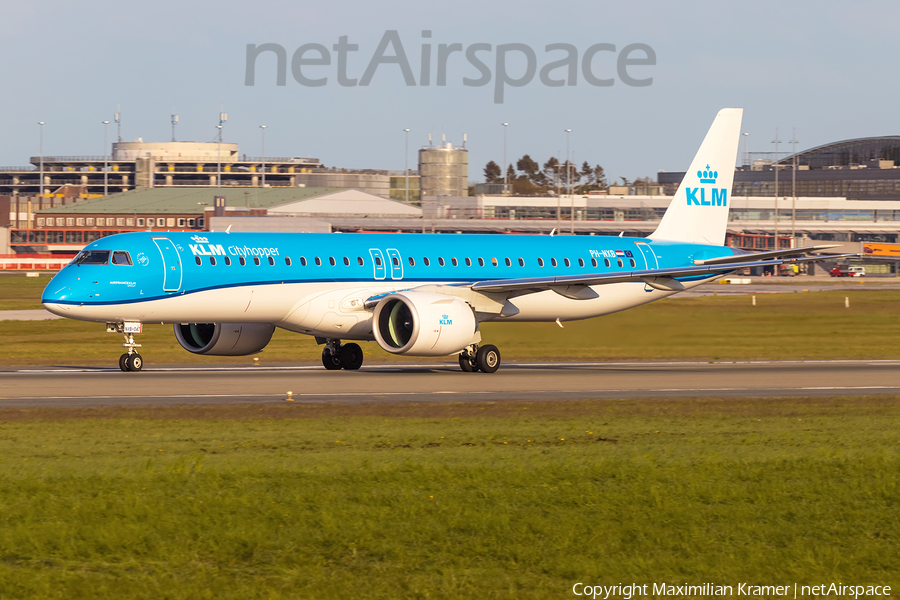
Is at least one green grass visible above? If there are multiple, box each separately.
[2,290,900,366]
[0,397,897,598]
[0,275,47,311]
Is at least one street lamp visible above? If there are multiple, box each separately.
[772,127,781,251]
[565,129,572,234]
[789,128,798,246]
[217,112,227,187]
[404,128,410,203]
[502,123,509,189]
[260,125,267,188]
[742,132,750,167]
[38,121,45,198]
[102,120,109,196]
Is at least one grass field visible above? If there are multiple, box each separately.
[2,287,900,366]
[0,397,897,599]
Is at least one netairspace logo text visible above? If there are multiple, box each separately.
[572,582,892,599]
[245,30,656,103]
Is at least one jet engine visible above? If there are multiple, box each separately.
[174,323,276,355]
[373,292,477,356]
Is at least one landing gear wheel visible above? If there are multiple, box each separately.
[476,345,501,373]
[340,343,364,370]
[322,348,342,370]
[119,354,129,372]
[459,353,478,372]
[125,354,143,372]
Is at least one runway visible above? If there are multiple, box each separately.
[2,360,899,408]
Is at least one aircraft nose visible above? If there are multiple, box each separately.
[41,279,76,316]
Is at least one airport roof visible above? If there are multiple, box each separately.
[36,187,347,214]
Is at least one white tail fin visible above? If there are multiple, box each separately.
[651,108,743,245]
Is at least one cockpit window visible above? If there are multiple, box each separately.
[112,251,133,266]
[74,250,111,265]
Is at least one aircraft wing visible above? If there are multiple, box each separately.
[692,245,841,265]
[469,254,852,295]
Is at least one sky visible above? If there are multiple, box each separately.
[1,0,898,184]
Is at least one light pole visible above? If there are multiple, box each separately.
[38,121,45,198]
[772,127,782,251]
[502,122,509,190]
[102,120,109,196]
[789,128,798,246]
[217,112,227,187]
[404,128,410,203]
[565,129,572,233]
[742,132,750,167]
[260,125,267,188]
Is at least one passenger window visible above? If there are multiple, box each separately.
[504,258,511,267]
[438,257,445,266]
[491,257,498,267]
[210,256,217,266]
[285,257,292,266]
[240,257,247,266]
[465,257,471,266]
[538,258,544,267]
[357,257,364,266]
[195,256,202,266]
[329,257,336,266]
[315,257,322,266]
[591,258,597,268]
[392,256,399,267]
[564,258,570,267]
[224,257,231,266]
[604,258,610,267]
[578,258,584,267]
[478,257,485,267]
[617,259,623,267]
[300,257,307,266]
[408,256,415,266]
[254,257,261,266]
[345,257,351,266]
[268,256,275,266]
[551,258,558,267]
[111,251,132,266]
[424,257,430,266]
[629,258,636,267]
[518,258,524,267]
[451,257,458,267]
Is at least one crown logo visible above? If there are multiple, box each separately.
[697,164,717,184]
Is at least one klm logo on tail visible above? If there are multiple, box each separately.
[686,164,727,207]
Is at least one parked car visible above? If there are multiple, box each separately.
[830,264,865,277]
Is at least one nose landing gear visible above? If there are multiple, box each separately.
[108,322,144,372]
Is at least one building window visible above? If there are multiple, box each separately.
[137,218,145,227]
[166,218,175,227]
[187,218,195,227]
[147,218,155,227]
[116,218,125,226]
[87,218,95,226]
[37,218,45,227]
[126,218,134,226]
[76,218,84,226]
[198,218,204,227]
[66,218,75,226]
[178,218,185,227]
[106,218,115,226]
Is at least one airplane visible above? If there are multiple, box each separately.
[41,108,842,373]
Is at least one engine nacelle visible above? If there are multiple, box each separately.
[373,292,477,356]
[174,323,275,356]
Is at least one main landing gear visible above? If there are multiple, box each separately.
[458,344,501,374]
[320,338,364,371]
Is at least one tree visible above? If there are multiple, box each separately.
[505,164,516,184]
[483,161,502,183]
[516,155,540,183]
[593,165,607,190]
[580,161,593,185]
[543,157,560,188]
